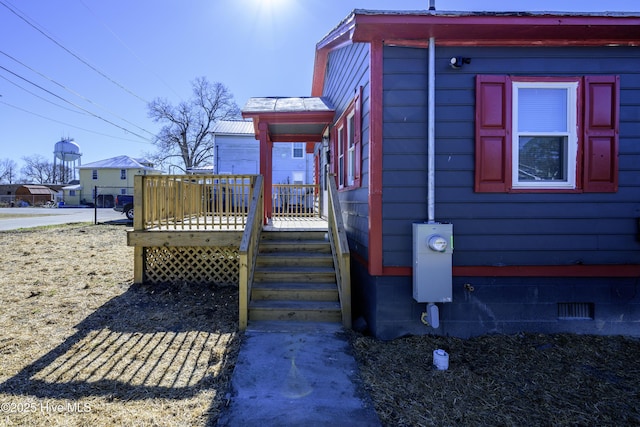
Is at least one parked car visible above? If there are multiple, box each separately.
[114,195,134,220]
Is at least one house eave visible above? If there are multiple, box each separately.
[352,12,640,46]
[311,10,640,95]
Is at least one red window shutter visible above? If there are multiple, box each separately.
[475,75,512,192]
[353,86,363,188]
[583,75,619,193]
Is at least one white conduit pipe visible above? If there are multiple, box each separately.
[427,36,436,223]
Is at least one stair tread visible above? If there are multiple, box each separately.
[260,238,328,243]
[261,231,327,238]
[253,281,337,288]
[251,230,341,324]
[250,300,341,310]
[258,251,332,257]
[255,265,335,272]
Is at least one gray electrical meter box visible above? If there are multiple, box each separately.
[412,222,453,303]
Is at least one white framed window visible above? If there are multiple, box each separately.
[120,188,127,195]
[347,112,356,187]
[512,81,578,189]
[292,171,304,185]
[292,143,304,159]
[120,169,127,180]
[331,87,362,190]
[92,169,98,180]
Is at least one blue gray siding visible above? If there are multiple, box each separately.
[323,42,372,259]
[214,135,259,175]
[215,135,313,184]
[382,46,429,266]
[382,45,640,268]
[355,44,640,339]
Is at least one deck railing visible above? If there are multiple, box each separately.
[272,183,319,218]
[134,174,257,230]
[327,174,351,328]
[239,175,264,330]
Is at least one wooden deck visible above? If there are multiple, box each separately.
[127,174,350,330]
[130,216,328,233]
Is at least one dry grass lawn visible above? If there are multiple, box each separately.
[0,223,239,427]
[1,222,639,426]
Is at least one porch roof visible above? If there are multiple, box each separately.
[242,97,335,143]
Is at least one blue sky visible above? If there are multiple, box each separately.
[1,0,637,176]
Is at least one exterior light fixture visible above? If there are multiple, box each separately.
[450,57,471,69]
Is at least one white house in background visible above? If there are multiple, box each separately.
[62,155,162,207]
[211,120,314,185]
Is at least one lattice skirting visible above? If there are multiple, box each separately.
[143,247,239,286]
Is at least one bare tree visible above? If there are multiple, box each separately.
[0,158,18,183]
[147,77,240,171]
[21,154,54,184]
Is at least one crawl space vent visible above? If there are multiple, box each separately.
[557,302,594,320]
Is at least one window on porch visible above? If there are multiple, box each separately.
[332,88,362,190]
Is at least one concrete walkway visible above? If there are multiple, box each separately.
[0,207,126,231]
[217,322,381,426]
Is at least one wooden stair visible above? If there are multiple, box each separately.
[249,230,341,323]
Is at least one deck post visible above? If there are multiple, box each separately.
[259,122,273,224]
[132,175,145,284]
[239,252,248,329]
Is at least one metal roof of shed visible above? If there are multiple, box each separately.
[212,120,254,135]
[16,185,57,196]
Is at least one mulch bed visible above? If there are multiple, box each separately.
[349,331,640,426]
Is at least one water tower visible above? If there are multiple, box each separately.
[53,138,82,184]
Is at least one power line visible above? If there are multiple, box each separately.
[78,0,184,102]
[0,64,153,142]
[0,50,156,137]
[0,0,150,105]
[0,100,153,144]
[0,73,88,115]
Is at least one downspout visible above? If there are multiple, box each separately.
[427,35,436,223]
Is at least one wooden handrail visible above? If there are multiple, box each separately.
[135,175,257,230]
[238,175,264,330]
[327,174,351,328]
[272,183,320,218]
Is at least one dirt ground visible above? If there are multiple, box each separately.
[1,223,639,426]
[0,223,239,426]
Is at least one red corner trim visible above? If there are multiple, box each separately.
[368,40,384,277]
